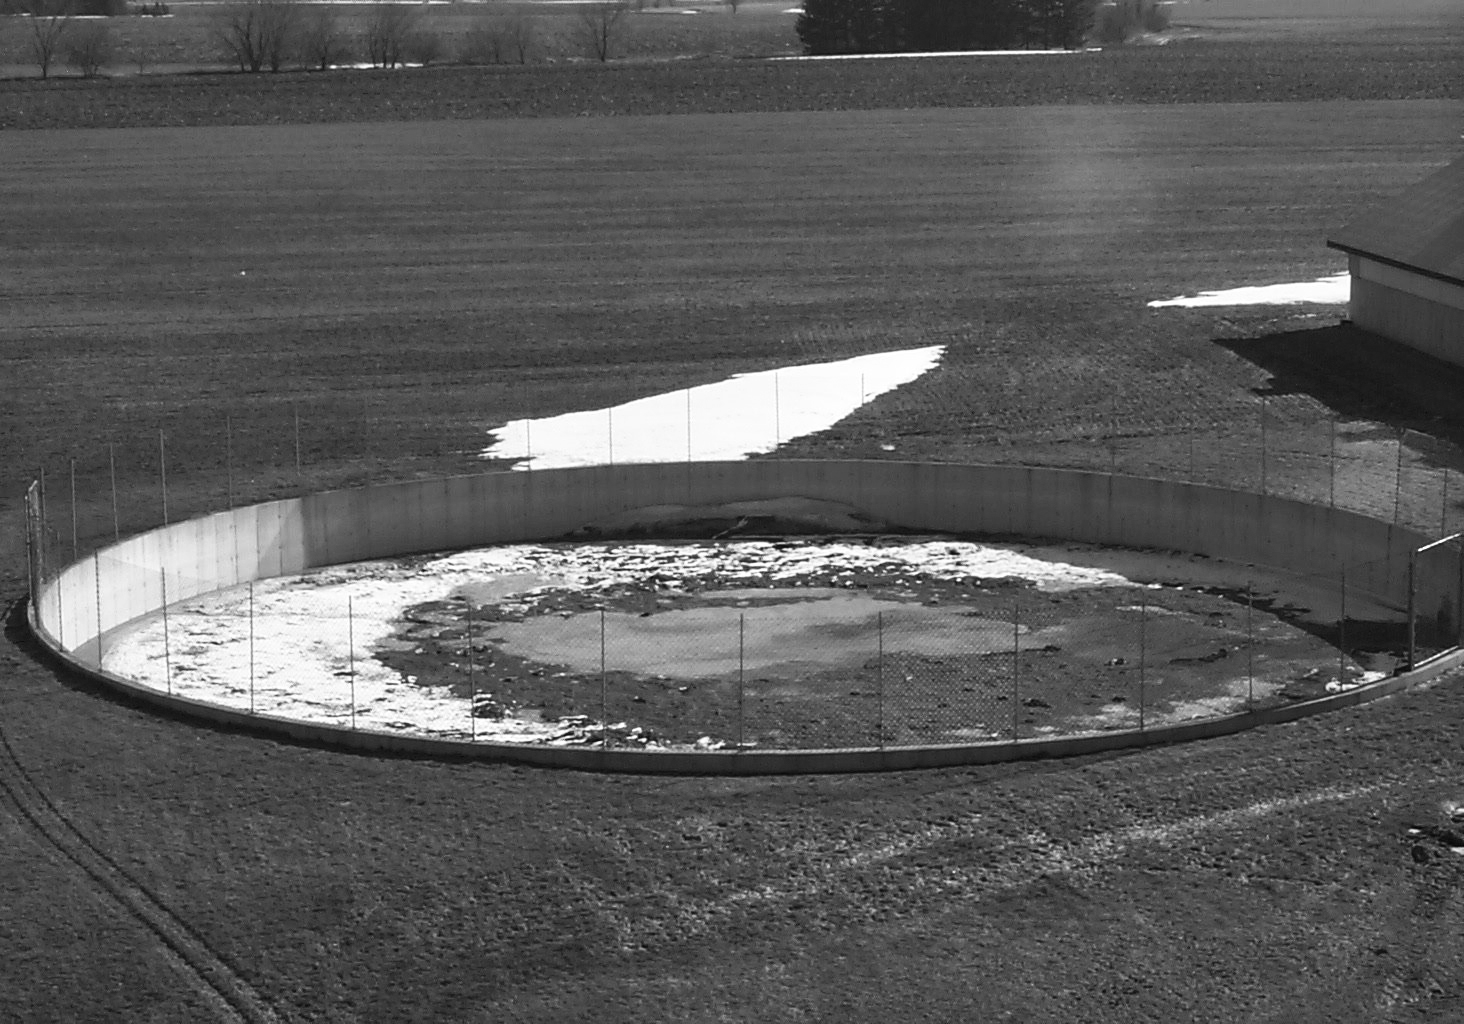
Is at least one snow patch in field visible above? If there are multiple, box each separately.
[101,538,1130,744]
[1148,273,1349,308]
[482,345,943,469]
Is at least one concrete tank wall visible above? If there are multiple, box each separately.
[36,460,1432,657]
[30,460,1453,772]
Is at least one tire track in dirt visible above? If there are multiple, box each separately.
[0,603,283,1024]
[611,777,1431,954]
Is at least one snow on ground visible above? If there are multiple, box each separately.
[1148,272,1349,308]
[101,538,1132,745]
[482,345,943,469]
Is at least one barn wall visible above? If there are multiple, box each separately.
[1351,255,1464,366]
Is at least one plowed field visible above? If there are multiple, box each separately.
[4,59,1464,1024]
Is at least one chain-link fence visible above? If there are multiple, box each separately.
[39,550,1422,752]
[20,395,1464,752]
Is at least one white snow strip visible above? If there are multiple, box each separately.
[1149,272,1349,308]
[482,345,943,469]
[101,539,1130,744]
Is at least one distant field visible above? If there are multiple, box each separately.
[7,94,1464,1022]
[5,35,1464,129]
[2,0,1464,125]
[5,100,1461,535]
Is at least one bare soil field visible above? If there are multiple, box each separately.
[5,33,1464,129]
[5,44,1464,1024]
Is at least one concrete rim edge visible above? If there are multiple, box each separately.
[26,460,1460,774]
[27,595,1461,776]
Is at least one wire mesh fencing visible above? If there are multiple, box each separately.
[30,527,1437,753]
[1409,535,1464,669]
[20,393,1464,754]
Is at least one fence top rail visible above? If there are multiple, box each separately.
[1416,531,1464,555]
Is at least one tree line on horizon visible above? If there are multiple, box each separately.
[796,0,1110,54]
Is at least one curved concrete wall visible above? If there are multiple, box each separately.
[28,461,1454,772]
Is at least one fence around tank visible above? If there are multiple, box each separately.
[23,460,1464,772]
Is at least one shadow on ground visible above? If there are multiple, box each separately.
[1219,323,1464,466]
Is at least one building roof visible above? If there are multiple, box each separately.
[1327,155,1464,286]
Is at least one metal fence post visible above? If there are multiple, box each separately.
[225,415,234,510]
[1246,582,1255,710]
[1458,544,1464,649]
[23,485,36,609]
[1338,568,1348,687]
[39,468,51,588]
[54,561,64,649]
[1259,395,1268,496]
[1329,417,1337,508]
[248,580,255,714]
[69,457,78,561]
[600,608,608,749]
[1012,600,1020,741]
[467,601,475,741]
[738,613,746,750]
[294,406,302,480]
[876,610,885,750]
[1394,430,1405,526]
[1139,595,1146,731]
[109,442,120,541]
[159,429,169,526]
[38,465,48,578]
[160,570,171,696]
[607,408,614,467]
[1442,468,1451,538]
[93,550,103,670]
[1407,547,1419,670]
[348,594,356,729]
[686,387,693,464]
[774,370,781,450]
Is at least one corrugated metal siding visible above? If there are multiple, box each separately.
[1328,157,1464,286]
[1352,276,1464,367]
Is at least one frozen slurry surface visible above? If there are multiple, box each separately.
[481,345,944,469]
[1148,272,1349,308]
[101,539,1141,746]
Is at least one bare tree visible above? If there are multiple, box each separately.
[298,4,349,70]
[64,19,111,76]
[215,0,297,73]
[459,20,505,64]
[460,12,537,65]
[361,3,418,68]
[577,0,628,62]
[504,14,537,63]
[504,14,536,63]
[20,0,74,80]
[403,26,442,66]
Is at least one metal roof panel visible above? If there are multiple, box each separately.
[1327,156,1464,286]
